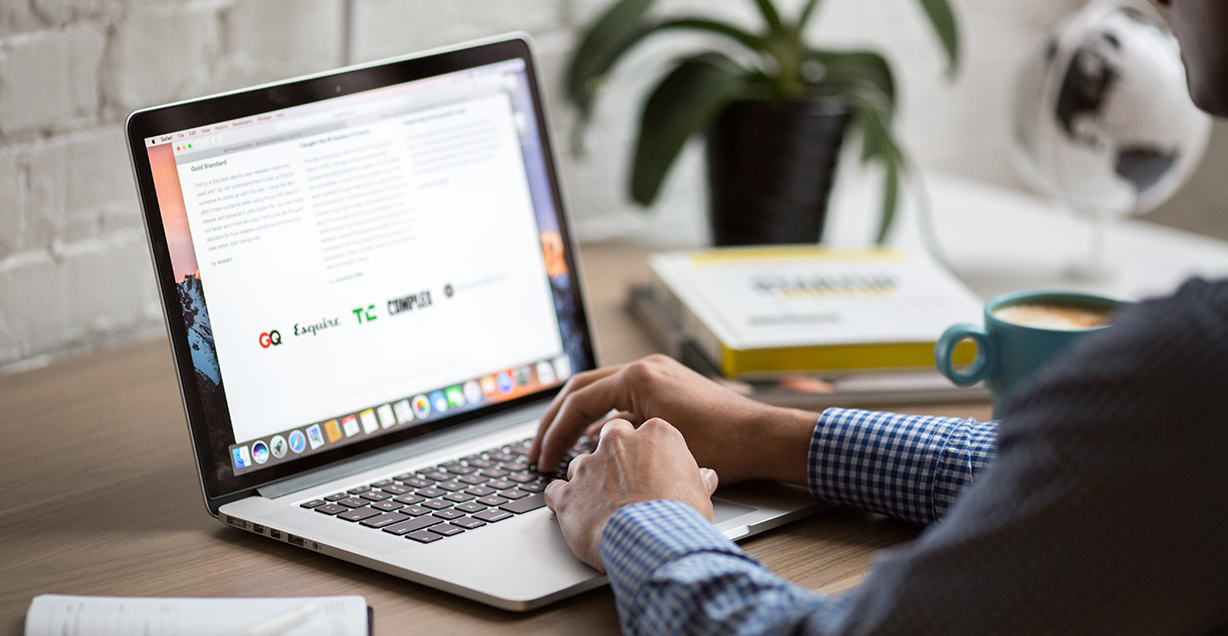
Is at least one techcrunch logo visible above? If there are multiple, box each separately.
[190,159,228,172]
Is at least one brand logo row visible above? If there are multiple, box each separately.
[257,286,444,348]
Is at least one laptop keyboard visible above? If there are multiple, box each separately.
[297,436,591,544]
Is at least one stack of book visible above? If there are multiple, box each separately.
[630,246,989,409]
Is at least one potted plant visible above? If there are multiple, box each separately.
[566,0,959,245]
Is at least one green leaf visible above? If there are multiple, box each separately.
[752,0,786,35]
[810,50,896,120]
[630,54,748,206]
[659,18,767,51]
[843,92,899,159]
[916,0,959,77]
[566,7,765,154]
[566,0,656,116]
[842,98,904,244]
[875,154,900,244]
[797,0,822,29]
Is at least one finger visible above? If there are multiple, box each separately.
[700,468,719,495]
[536,373,634,472]
[597,418,635,448]
[566,453,589,480]
[544,479,567,512]
[584,411,638,438]
[528,365,624,463]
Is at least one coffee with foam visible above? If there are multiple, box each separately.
[993,303,1112,331]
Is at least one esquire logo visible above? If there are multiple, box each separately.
[294,317,341,337]
[258,330,282,348]
[259,317,341,348]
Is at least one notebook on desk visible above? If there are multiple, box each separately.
[25,595,371,636]
[124,33,826,611]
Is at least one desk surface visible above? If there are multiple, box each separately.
[0,242,991,635]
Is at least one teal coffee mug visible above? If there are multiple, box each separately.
[934,291,1127,415]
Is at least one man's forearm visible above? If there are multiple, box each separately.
[809,409,997,525]
[747,405,825,486]
[601,500,845,636]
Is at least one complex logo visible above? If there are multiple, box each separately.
[258,330,282,348]
[387,290,432,316]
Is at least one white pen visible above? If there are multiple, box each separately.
[230,603,317,636]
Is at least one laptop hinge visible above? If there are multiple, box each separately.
[256,401,550,499]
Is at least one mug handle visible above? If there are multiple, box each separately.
[934,324,994,386]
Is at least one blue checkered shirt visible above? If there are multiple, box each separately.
[599,279,1228,635]
[600,409,995,635]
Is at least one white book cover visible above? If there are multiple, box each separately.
[25,595,369,636]
[649,247,983,351]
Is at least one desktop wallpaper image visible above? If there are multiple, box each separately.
[149,142,233,482]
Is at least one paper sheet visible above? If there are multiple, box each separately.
[25,594,368,636]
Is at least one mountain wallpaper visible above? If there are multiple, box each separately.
[177,272,235,481]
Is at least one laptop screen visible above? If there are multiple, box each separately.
[129,40,594,499]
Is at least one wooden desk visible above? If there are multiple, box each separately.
[0,242,991,634]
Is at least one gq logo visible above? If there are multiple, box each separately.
[258,330,283,348]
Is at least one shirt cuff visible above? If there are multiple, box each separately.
[599,500,745,601]
[808,407,995,525]
[599,500,839,636]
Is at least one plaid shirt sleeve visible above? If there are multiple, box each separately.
[810,408,997,525]
[599,410,997,635]
[600,499,847,636]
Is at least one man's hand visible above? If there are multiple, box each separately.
[544,418,720,571]
[529,354,817,485]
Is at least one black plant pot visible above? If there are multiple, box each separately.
[705,99,849,246]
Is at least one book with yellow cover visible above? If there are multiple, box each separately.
[648,246,981,378]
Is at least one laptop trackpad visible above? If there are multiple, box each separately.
[712,497,757,524]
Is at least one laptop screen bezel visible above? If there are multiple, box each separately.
[126,36,596,507]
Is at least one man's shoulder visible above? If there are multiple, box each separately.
[1000,277,1228,425]
[1115,276,1228,339]
[1170,277,1228,307]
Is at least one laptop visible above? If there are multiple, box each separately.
[125,33,826,611]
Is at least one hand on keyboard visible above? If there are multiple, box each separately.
[528,355,818,486]
[543,418,720,571]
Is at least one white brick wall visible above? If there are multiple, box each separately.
[0,24,105,135]
[1,0,1225,371]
